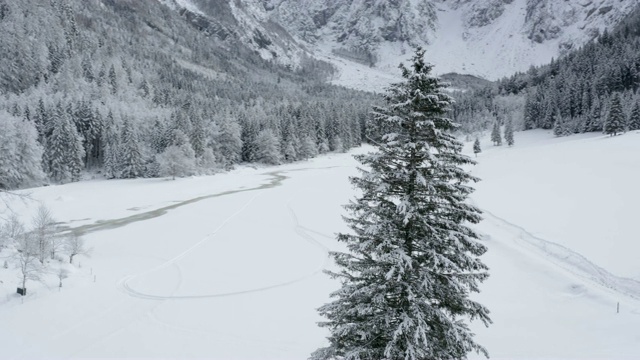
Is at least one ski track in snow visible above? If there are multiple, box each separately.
[89,166,336,301]
[14,167,336,358]
[118,202,330,300]
[117,194,260,300]
[67,162,640,304]
[481,208,640,303]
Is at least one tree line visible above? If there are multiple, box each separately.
[498,5,640,136]
[0,0,377,189]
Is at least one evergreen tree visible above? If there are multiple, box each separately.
[629,101,640,131]
[490,121,502,146]
[553,111,566,137]
[74,100,102,168]
[604,94,625,136]
[46,103,85,183]
[586,94,603,132]
[102,111,120,179]
[504,119,514,146]
[190,112,207,158]
[119,118,145,178]
[108,64,117,95]
[283,140,298,162]
[541,100,555,130]
[96,64,106,87]
[312,49,490,360]
[473,137,481,157]
[240,114,260,162]
[281,116,299,162]
[523,92,538,130]
[149,118,168,154]
[81,56,94,82]
[34,99,48,145]
[216,115,243,168]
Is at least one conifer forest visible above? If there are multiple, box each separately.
[0,0,375,189]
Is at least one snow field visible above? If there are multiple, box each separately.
[0,133,639,358]
[468,129,640,358]
[471,130,640,279]
[0,153,359,359]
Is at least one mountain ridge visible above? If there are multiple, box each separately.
[166,0,638,83]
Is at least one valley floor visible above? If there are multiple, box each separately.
[0,130,639,359]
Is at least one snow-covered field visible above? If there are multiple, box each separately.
[470,130,640,358]
[1,131,639,359]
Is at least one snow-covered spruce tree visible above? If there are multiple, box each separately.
[73,100,102,169]
[586,94,603,133]
[490,121,501,146]
[214,113,243,168]
[102,112,120,179]
[473,137,481,157]
[119,118,145,178]
[312,48,490,360]
[504,119,514,146]
[553,111,567,137]
[189,112,207,159]
[46,103,85,183]
[604,94,625,136]
[629,101,640,131]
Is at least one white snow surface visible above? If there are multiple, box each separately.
[1,132,640,358]
[158,0,203,15]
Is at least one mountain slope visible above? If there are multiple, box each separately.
[259,0,639,81]
[0,0,375,189]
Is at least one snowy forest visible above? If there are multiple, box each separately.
[447,6,640,139]
[5,1,640,191]
[0,0,376,190]
[499,6,640,136]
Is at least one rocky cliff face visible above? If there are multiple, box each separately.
[159,0,638,82]
[522,0,622,45]
[160,0,308,67]
[260,0,437,50]
[257,0,638,78]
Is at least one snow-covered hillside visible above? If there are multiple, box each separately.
[1,130,639,358]
[158,0,308,68]
[261,0,637,82]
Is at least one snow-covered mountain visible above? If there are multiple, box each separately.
[158,0,637,85]
[158,0,309,68]
[261,0,637,79]
[258,0,638,80]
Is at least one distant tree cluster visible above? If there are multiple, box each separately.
[0,0,376,189]
[448,81,524,144]
[441,5,640,141]
[498,6,640,136]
